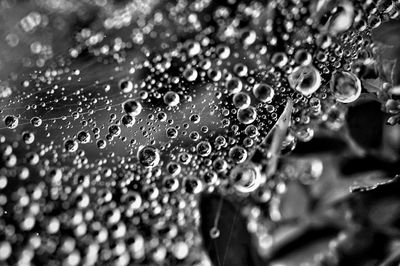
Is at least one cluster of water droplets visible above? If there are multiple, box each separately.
[0,0,399,264]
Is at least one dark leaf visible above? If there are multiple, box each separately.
[340,155,399,176]
[346,100,384,150]
[292,137,347,155]
[200,194,264,266]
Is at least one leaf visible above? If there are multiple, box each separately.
[265,99,293,177]
[346,100,384,150]
[200,194,265,266]
[351,176,400,237]
[372,38,399,85]
[363,77,385,94]
[340,155,399,176]
[292,136,347,154]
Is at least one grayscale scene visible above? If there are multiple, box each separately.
[0,0,400,265]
